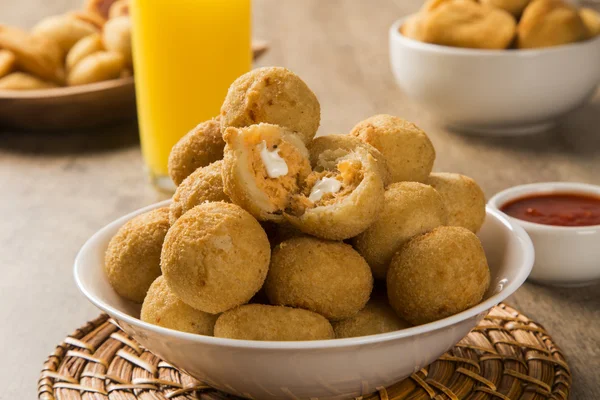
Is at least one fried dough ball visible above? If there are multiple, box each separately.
[141,276,218,335]
[427,172,486,233]
[387,226,490,325]
[580,8,600,37]
[419,0,516,49]
[480,0,531,18]
[32,14,98,53]
[161,202,270,314]
[168,118,225,186]
[0,72,58,90]
[169,160,230,224]
[102,16,132,66]
[517,0,588,49]
[104,207,170,303]
[67,51,124,86]
[220,67,321,145]
[66,33,104,71]
[0,50,16,79]
[265,237,373,321]
[109,0,130,19]
[309,134,391,186]
[350,115,435,184]
[332,294,411,338]
[222,123,312,222]
[214,304,334,341]
[285,147,385,240]
[353,182,447,280]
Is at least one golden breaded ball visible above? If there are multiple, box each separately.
[265,237,373,321]
[350,115,435,183]
[353,182,447,280]
[580,8,600,37]
[388,226,490,325]
[214,304,334,341]
[102,16,132,66]
[67,51,124,86]
[220,67,321,145]
[480,0,531,18]
[169,160,230,225]
[161,202,270,314]
[517,0,588,49]
[104,207,170,303]
[427,172,486,233]
[168,118,225,186]
[141,276,218,335]
[332,295,411,338]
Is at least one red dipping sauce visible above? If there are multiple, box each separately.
[501,193,600,227]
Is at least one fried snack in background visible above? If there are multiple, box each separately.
[86,0,119,20]
[67,51,124,86]
[400,14,426,41]
[285,147,385,240]
[419,0,516,49]
[220,67,321,145]
[427,172,486,233]
[109,0,130,19]
[161,202,270,314]
[66,33,104,71]
[214,304,334,341]
[0,50,16,79]
[353,182,447,279]
[0,25,64,84]
[350,114,435,183]
[104,207,170,303]
[0,72,58,90]
[309,134,391,186]
[32,14,98,54]
[141,276,219,335]
[102,16,132,66]
[222,123,312,222]
[580,8,600,37]
[480,0,531,18]
[387,226,490,326]
[168,118,225,186]
[71,10,106,29]
[517,0,588,49]
[265,237,373,321]
[169,161,230,225]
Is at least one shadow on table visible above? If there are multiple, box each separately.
[0,121,140,156]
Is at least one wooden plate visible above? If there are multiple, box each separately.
[0,41,269,131]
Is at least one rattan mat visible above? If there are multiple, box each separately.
[38,303,571,400]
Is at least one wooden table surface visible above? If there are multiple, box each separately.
[1,0,599,399]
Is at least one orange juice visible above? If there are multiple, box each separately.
[131,0,251,190]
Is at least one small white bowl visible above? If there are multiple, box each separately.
[389,17,600,135]
[75,200,533,400]
[489,182,600,287]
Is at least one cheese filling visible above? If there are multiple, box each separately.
[258,140,288,178]
[308,177,342,202]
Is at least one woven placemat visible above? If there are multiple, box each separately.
[37,303,571,400]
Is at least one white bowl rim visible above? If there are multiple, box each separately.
[488,182,600,231]
[74,201,534,350]
[390,16,600,57]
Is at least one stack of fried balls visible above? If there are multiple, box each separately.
[104,67,491,341]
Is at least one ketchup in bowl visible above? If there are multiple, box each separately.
[501,193,600,227]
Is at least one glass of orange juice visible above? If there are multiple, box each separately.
[131,0,252,191]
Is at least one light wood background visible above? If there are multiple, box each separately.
[1,0,599,398]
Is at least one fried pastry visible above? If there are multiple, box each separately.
[67,51,125,86]
[0,49,16,79]
[0,72,58,90]
[32,14,98,53]
[480,0,531,18]
[580,8,600,37]
[102,16,132,66]
[66,33,104,71]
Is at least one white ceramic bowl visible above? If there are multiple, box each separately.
[75,200,533,400]
[489,182,600,287]
[389,17,600,135]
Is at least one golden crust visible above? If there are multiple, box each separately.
[0,72,58,90]
[104,207,170,303]
[161,202,270,314]
[0,50,16,79]
[214,304,334,341]
[353,182,448,280]
[66,33,104,71]
[387,226,490,325]
[141,276,218,335]
[220,67,321,145]
[168,118,225,186]
[102,16,132,66]
[169,160,230,225]
[580,8,600,37]
[350,115,436,184]
[480,0,531,18]
[32,14,98,53]
[67,51,124,86]
[427,172,486,233]
[265,237,373,321]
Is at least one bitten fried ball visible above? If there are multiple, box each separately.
[332,295,411,338]
[350,115,435,183]
[104,207,170,303]
[161,202,270,314]
[168,118,225,186]
[353,182,447,280]
[214,304,334,341]
[220,67,321,145]
[141,276,218,335]
[517,0,588,49]
[387,226,490,326]
[427,172,486,233]
[265,237,373,321]
[169,160,230,225]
